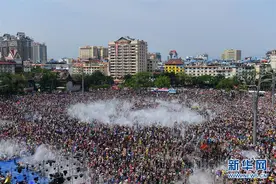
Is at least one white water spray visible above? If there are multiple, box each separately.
[68,99,205,126]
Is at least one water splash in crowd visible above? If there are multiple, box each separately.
[0,140,28,160]
[0,140,91,184]
[68,99,205,126]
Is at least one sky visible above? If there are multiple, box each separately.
[0,0,275,60]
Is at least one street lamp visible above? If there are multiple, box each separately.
[271,70,276,108]
[252,67,273,146]
[81,63,84,94]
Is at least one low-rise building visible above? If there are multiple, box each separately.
[164,59,184,74]
[147,59,159,72]
[72,59,109,76]
[0,61,16,74]
[44,60,69,71]
[147,52,161,72]
[234,64,256,84]
[255,63,271,79]
[184,65,236,78]
[270,54,276,70]
[23,60,32,72]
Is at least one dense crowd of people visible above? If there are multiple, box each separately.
[0,88,275,183]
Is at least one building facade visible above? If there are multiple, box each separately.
[235,64,256,84]
[270,53,276,70]
[23,60,32,72]
[108,36,148,78]
[0,32,33,63]
[32,42,47,63]
[79,46,108,60]
[0,61,16,74]
[147,52,161,72]
[79,46,98,59]
[147,59,159,72]
[266,49,276,59]
[221,49,241,61]
[164,59,184,74]
[72,59,109,76]
[148,52,161,61]
[184,65,236,78]
[97,46,108,60]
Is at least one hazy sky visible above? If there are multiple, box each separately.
[1,0,275,60]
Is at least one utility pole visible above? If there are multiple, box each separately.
[253,67,262,146]
[82,64,84,94]
[271,70,275,109]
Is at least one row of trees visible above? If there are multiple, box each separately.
[0,69,114,95]
[72,71,114,90]
[123,72,245,91]
[0,73,28,94]
[0,68,271,94]
[0,68,59,94]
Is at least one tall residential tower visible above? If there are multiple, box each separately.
[221,49,241,61]
[108,36,148,79]
[0,32,33,62]
[32,42,47,63]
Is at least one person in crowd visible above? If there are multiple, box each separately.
[0,88,275,183]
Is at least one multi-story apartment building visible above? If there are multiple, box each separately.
[147,59,159,72]
[255,63,271,79]
[32,42,47,63]
[221,49,241,61]
[184,65,236,78]
[147,52,161,72]
[108,36,148,78]
[164,59,184,74]
[0,32,33,63]
[79,46,98,59]
[72,59,109,76]
[97,46,108,60]
[266,49,276,59]
[0,61,16,74]
[148,52,161,61]
[269,51,276,70]
[235,64,256,84]
[79,46,108,60]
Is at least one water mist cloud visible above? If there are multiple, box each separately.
[0,140,27,159]
[68,99,205,127]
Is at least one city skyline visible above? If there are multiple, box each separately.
[1,0,275,59]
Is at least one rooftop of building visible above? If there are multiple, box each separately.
[82,58,101,63]
[0,32,33,41]
[111,36,146,44]
[118,36,135,41]
[165,59,183,65]
[0,61,16,65]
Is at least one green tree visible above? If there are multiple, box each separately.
[123,74,132,81]
[195,75,215,87]
[72,71,113,90]
[154,75,170,88]
[123,72,153,89]
[163,72,179,86]
[135,72,153,87]
[39,71,58,92]
[216,77,238,91]
[12,74,27,93]
[177,73,193,86]
[0,73,13,94]
[86,71,114,88]
[0,73,27,94]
